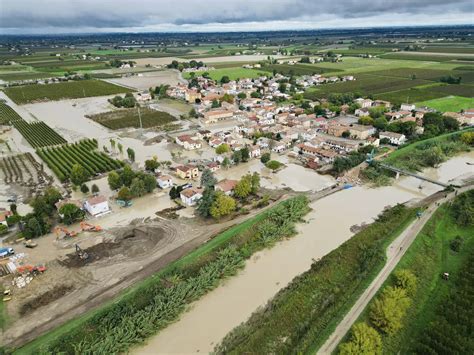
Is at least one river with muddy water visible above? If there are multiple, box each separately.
[134,151,473,354]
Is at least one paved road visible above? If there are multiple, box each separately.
[318,185,472,354]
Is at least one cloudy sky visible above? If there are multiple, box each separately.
[0,0,472,34]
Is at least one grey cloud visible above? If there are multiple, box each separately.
[0,0,472,33]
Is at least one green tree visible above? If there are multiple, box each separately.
[145,157,160,172]
[143,174,157,193]
[196,188,216,218]
[121,165,135,187]
[358,116,374,126]
[237,92,247,99]
[44,187,62,207]
[80,183,89,194]
[374,117,388,130]
[460,131,474,145]
[370,286,411,335]
[394,269,417,296]
[130,178,146,197]
[240,147,250,162]
[59,203,85,225]
[117,143,123,155]
[210,191,236,219]
[108,171,122,190]
[266,160,283,171]
[222,157,231,169]
[211,99,220,108]
[201,168,217,189]
[91,184,100,194]
[216,144,231,154]
[260,152,271,164]
[110,138,116,151]
[251,172,260,195]
[232,150,242,164]
[339,322,382,355]
[235,175,252,199]
[70,164,90,186]
[221,93,234,104]
[220,75,230,84]
[189,108,198,118]
[127,148,135,162]
[342,130,351,138]
[117,186,132,202]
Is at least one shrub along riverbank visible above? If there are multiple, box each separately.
[215,204,416,354]
[339,190,474,354]
[15,195,310,354]
[363,129,473,185]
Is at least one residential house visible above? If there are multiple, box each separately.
[180,187,203,206]
[84,196,110,217]
[176,134,202,150]
[157,175,173,189]
[0,209,12,227]
[202,109,234,124]
[272,141,287,153]
[400,103,415,111]
[380,131,407,146]
[175,165,199,179]
[348,124,376,140]
[215,179,238,196]
[249,145,261,158]
[206,161,221,172]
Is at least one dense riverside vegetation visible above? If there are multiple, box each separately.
[215,204,416,354]
[341,190,474,354]
[364,129,472,185]
[16,196,310,354]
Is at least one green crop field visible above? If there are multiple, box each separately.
[88,107,176,129]
[0,71,56,81]
[183,67,267,81]
[416,96,474,112]
[36,139,123,182]
[4,80,133,104]
[261,63,342,76]
[0,102,67,147]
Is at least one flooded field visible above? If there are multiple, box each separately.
[134,152,474,354]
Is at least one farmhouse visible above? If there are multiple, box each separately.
[84,196,110,217]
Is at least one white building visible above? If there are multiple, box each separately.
[180,187,203,206]
[84,196,110,217]
[380,131,407,146]
[157,175,173,189]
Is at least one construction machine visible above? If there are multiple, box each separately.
[80,222,102,232]
[75,244,89,260]
[55,227,78,238]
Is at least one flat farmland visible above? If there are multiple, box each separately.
[106,70,183,90]
[262,63,342,76]
[4,80,133,104]
[415,96,474,112]
[88,107,176,130]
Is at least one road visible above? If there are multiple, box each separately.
[318,185,472,354]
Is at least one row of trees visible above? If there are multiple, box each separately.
[339,269,417,353]
[108,93,136,108]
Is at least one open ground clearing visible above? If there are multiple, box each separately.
[4,80,133,105]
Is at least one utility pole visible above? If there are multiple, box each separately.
[137,105,143,130]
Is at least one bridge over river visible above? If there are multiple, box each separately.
[379,163,450,188]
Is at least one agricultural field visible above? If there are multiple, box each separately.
[0,71,55,82]
[345,192,474,354]
[262,63,342,76]
[0,153,53,186]
[88,107,176,130]
[0,102,67,148]
[4,80,133,104]
[183,67,267,81]
[416,96,474,112]
[36,139,123,182]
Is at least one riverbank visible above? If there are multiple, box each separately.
[134,152,473,354]
[339,190,474,354]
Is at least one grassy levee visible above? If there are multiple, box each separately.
[215,204,416,354]
[14,195,310,354]
[340,190,474,354]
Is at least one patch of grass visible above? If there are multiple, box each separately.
[88,107,176,129]
[215,204,416,354]
[416,95,474,112]
[348,193,474,354]
[4,80,133,104]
